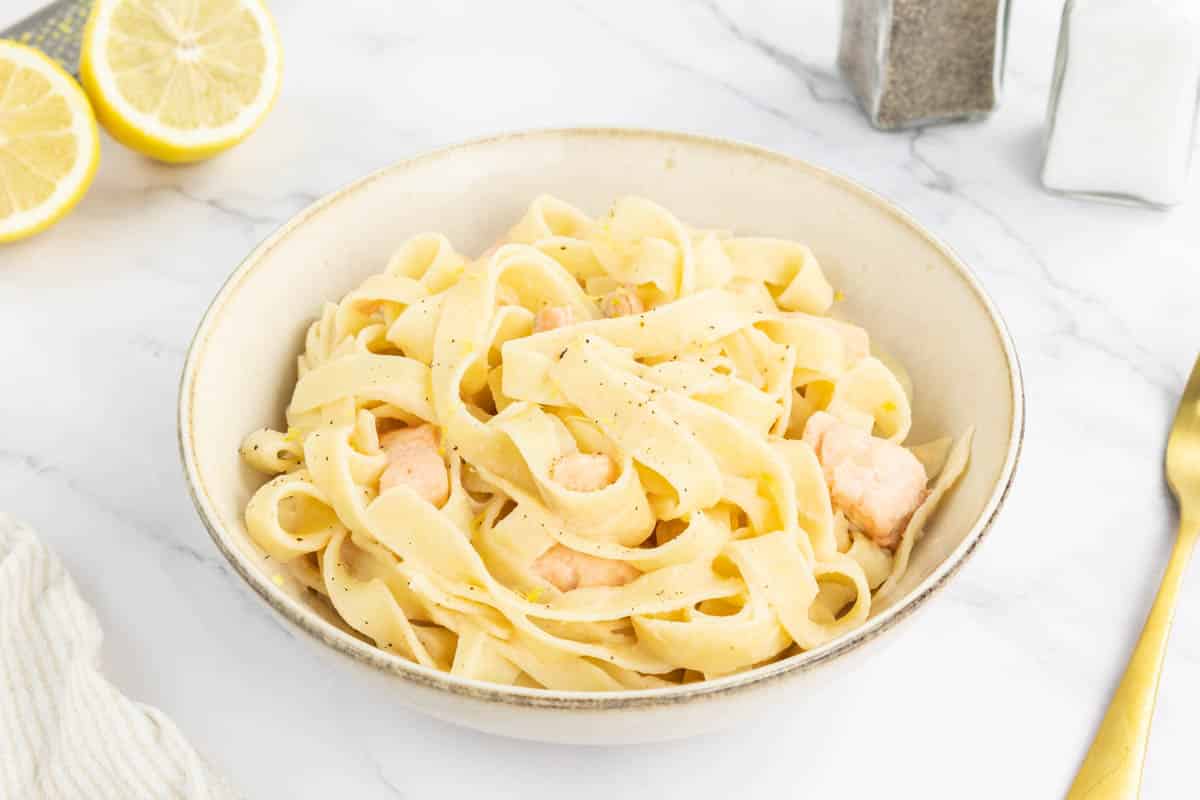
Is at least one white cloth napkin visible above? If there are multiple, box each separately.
[0,514,238,800]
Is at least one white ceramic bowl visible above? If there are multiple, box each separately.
[179,129,1023,745]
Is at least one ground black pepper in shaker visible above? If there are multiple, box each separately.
[839,0,1011,130]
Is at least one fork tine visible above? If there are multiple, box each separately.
[1173,354,1200,428]
[1167,354,1200,496]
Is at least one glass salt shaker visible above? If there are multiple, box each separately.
[1042,0,1200,208]
[839,0,1012,130]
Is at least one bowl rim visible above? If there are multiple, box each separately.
[178,127,1025,710]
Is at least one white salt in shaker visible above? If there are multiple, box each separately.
[1042,0,1200,208]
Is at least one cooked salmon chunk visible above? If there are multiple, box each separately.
[533,305,576,332]
[550,452,618,492]
[802,411,927,548]
[379,424,450,507]
[531,451,636,591]
[600,287,644,318]
[532,544,641,592]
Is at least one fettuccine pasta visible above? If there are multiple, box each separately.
[239,196,971,690]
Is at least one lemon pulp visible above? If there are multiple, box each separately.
[0,42,100,243]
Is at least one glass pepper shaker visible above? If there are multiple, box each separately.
[839,0,1012,130]
[1042,0,1200,208]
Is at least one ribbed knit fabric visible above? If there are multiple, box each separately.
[0,514,238,800]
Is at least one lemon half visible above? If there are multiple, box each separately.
[0,42,100,243]
[80,0,282,163]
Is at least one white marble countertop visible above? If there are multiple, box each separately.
[3,1,1200,797]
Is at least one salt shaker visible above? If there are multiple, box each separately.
[1042,0,1200,208]
[839,0,1011,130]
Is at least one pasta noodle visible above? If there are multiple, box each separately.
[239,196,971,690]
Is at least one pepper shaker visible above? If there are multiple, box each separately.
[1042,0,1200,208]
[839,0,1011,130]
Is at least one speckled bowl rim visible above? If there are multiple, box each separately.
[179,127,1024,711]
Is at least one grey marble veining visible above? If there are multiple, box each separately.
[2,1,1198,797]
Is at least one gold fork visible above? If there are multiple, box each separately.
[1068,354,1200,799]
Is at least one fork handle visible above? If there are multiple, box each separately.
[1067,520,1199,799]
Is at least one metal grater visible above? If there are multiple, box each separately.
[2,1,95,76]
